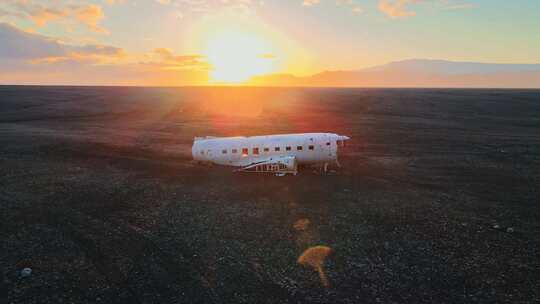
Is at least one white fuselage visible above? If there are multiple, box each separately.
[192,133,349,167]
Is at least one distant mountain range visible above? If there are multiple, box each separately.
[249,59,540,88]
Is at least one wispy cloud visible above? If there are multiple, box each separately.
[351,6,363,14]
[258,53,275,59]
[378,0,476,18]
[0,8,10,17]
[378,0,421,18]
[0,23,121,65]
[0,22,211,71]
[150,0,261,18]
[336,0,364,14]
[302,0,320,6]
[442,3,477,10]
[30,46,125,65]
[302,0,363,15]
[1,0,108,33]
[145,48,209,70]
[0,22,209,85]
[104,0,128,5]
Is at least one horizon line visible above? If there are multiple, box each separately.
[1,84,540,90]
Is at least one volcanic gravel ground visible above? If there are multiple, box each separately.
[1,86,540,303]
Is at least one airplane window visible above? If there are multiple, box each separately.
[222,149,227,154]
[232,149,238,154]
[275,147,280,151]
[253,147,259,155]
[264,147,269,152]
[286,146,291,151]
[242,148,248,156]
[297,146,303,151]
[309,145,314,150]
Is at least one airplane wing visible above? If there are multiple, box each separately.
[234,156,298,176]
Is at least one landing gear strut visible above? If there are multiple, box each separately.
[317,162,329,175]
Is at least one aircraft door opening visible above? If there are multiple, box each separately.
[323,134,333,158]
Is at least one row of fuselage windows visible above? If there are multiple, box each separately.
[218,143,329,156]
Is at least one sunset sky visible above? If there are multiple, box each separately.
[1,0,539,85]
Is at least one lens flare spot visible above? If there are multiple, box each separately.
[298,245,333,287]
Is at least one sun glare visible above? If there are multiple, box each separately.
[205,31,277,84]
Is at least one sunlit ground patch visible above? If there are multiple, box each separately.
[298,245,333,288]
[293,218,310,231]
[293,218,317,247]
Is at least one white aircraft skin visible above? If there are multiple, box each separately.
[192,133,350,175]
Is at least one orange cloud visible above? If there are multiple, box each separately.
[378,0,421,18]
[73,4,107,34]
[104,0,127,5]
[30,45,125,65]
[0,22,209,85]
[28,7,66,27]
[6,1,108,33]
[303,0,320,6]
[140,48,209,70]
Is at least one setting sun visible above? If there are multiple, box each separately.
[204,30,277,83]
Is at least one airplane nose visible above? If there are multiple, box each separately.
[336,135,350,148]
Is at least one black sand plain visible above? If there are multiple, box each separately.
[1,86,539,303]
